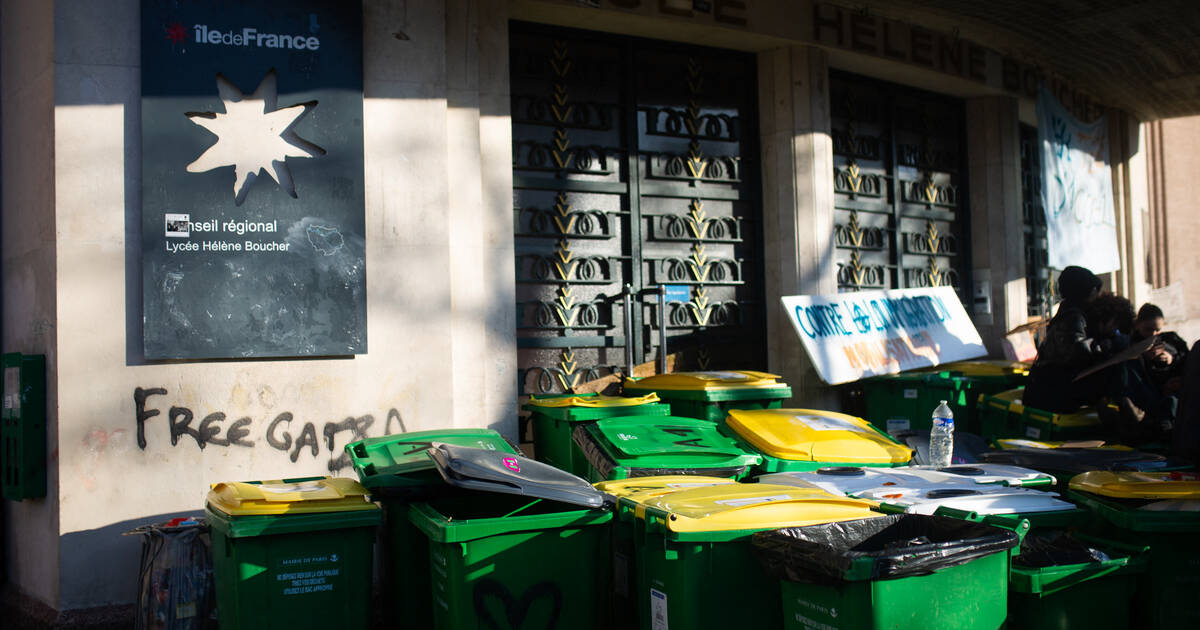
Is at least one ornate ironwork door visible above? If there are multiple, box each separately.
[830,71,969,298]
[510,23,764,395]
[1021,123,1056,319]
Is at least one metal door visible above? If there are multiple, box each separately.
[829,71,969,299]
[510,23,764,395]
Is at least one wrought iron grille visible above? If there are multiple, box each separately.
[511,23,765,395]
[830,71,969,300]
[1021,123,1056,319]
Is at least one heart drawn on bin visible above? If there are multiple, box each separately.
[502,457,521,473]
[472,579,563,630]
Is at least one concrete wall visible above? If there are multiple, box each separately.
[12,0,516,610]
[2,0,61,611]
[1148,116,1200,343]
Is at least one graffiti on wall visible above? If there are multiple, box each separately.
[135,387,407,472]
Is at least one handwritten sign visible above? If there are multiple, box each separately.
[1037,86,1120,273]
[781,287,987,385]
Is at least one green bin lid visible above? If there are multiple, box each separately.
[345,428,518,489]
[582,416,761,470]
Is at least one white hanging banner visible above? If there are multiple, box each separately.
[1037,87,1121,273]
[781,287,987,385]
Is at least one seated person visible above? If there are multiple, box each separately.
[1132,303,1188,395]
[1023,266,1109,413]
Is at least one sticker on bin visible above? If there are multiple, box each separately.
[714,494,793,508]
[258,482,327,494]
[903,388,918,399]
[651,588,669,630]
[790,414,864,432]
[502,457,521,473]
[886,418,911,433]
[1025,426,1041,439]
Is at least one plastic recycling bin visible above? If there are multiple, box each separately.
[524,393,669,477]
[924,360,1030,427]
[760,463,1057,493]
[762,466,1083,530]
[858,370,972,435]
[205,477,381,630]
[593,476,739,630]
[1007,530,1148,630]
[572,415,760,482]
[976,387,1103,442]
[752,513,1020,630]
[345,429,519,628]
[631,483,880,630]
[622,370,792,422]
[981,445,1190,492]
[723,408,912,473]
[1068,471,1200,628]
[408,442,615,630]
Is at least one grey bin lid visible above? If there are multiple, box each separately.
[427,442,612,510]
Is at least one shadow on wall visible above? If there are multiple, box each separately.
[59,510,206,613]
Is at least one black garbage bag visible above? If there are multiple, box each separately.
[127,517,216,630]
[752,514,1020,584]
[1013,530,1111,568]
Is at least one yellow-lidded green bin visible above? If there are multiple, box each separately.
[723,408,912,473]
[1068,471,1200,628]
[205,476,381,630]
[633,483,880,629]
[623,370,792,422]
[977,387,1103,442]
[524,393,670,477]
[594,476,739,630]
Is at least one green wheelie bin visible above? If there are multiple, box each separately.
[857,370,972,435]
[622,370,792,422]
[752,513,1021,630]
[1068,470,1200,628]
[593,476,739,630]
[408,442,616,629]
[345,428,520,628]
[631,483,880,630]
[524,392,669,477]
[572,414,760,482]
[1007,529,1148,630]
[205,476,381,630]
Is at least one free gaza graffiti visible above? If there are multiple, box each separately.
[134,387,406,471]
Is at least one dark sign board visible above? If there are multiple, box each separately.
[141,0,365,359]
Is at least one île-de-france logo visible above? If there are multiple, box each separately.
[184,69,325,205]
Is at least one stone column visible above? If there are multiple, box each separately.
[966,95,1026,354]
[759,45,838,407]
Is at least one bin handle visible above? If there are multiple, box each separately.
[1032,560,1130,598]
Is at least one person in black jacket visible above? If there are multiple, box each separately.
[1022,266,1107,412]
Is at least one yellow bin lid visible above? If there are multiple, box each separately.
[726,408,912,465]
[527,392,661,408]
[594,475,739,500]
[1069,471,1200,500]
[207,477,379,516]
[926,360,1030,377]
[994,438,1132,451]
[624,370,783,391]
[635,483,880,533]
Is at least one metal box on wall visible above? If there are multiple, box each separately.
[2,353,46,500]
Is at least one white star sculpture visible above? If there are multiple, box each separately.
[185,70,324,205]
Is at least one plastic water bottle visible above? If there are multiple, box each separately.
[929,400,955,467]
